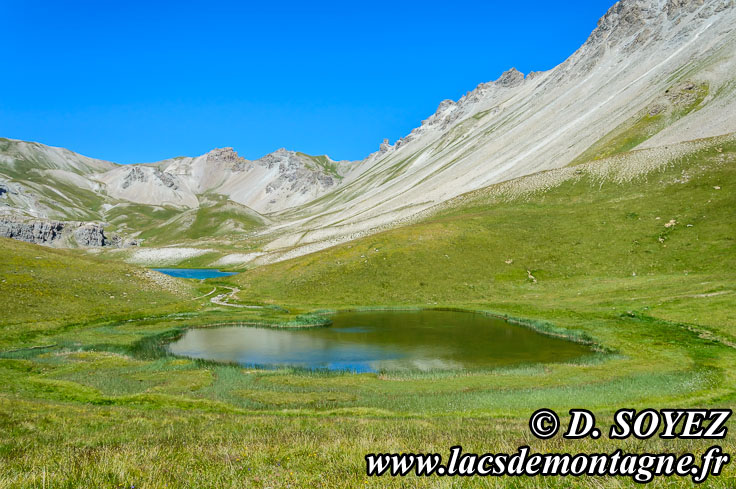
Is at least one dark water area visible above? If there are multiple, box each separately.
[167,310,591,372]
[152,268,237,279]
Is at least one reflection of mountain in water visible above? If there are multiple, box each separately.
[167,310,591,372]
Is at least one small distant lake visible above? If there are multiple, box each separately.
[166,310,591,372]
[152,268,237,279]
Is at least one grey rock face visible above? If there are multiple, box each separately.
[121,167,147,189]
[258,149,338,197]
[0,217,138,248]
[666,0,706,19]
[120,166,178,190]
[495,68,525,88]
[0,218,64,244]
[585,0,729,52]
[256,148,300,171]
[543,0,733,86]
[206,147,249,171]
[379,139,391,153]
[72,223,107,247]
[436,99,457,112]
[154,169,178,189]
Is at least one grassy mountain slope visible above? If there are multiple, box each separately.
[135,195,267,244]
[0,238,196,349]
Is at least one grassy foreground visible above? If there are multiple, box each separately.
[1,135,735,488]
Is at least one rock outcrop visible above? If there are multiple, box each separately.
[494,67,525,88]
[206,147,249,171]
[0,218,64,244]
[121,166,179,190]
[72,223,108,247]
[121,167,147,190]
[0,217,138,248]
[153,168,178,189]
[260,149,337,195]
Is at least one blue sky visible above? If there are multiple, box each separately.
[1,0,614,163]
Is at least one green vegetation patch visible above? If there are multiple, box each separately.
[570,81,709,165]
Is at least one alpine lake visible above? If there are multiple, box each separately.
[166,309,592,373]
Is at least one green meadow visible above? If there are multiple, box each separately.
[1,134,735,488]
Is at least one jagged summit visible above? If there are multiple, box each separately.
[494,67,525,87]
[206,147,249,171]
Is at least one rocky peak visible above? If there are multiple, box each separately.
[495,67,525,88]
[206,147,249,171]
[585,0,731,50]
[365,0,727,165]
[545,0,732,83]
[436,99,457,112]
[256,148,303,172]
[422,99,461,131]
[379,138,391,153]
[259,149,339,201]
[588,0,659,47]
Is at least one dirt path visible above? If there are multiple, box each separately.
[191,287,217,301]
[210,286,263,309]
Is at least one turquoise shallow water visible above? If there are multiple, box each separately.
[152,268,237,279]
[167,310,591,372]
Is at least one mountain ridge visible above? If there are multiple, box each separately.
[1,0,735,264]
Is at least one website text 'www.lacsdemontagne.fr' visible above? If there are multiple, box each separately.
[365,445,729,484]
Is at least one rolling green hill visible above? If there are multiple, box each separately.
[0,238,196,349]
[134,195,268,244]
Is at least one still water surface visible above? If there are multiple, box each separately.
[167,310,590,372]
[152,268,237,279]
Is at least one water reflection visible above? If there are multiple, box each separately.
[167,310,590,372]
